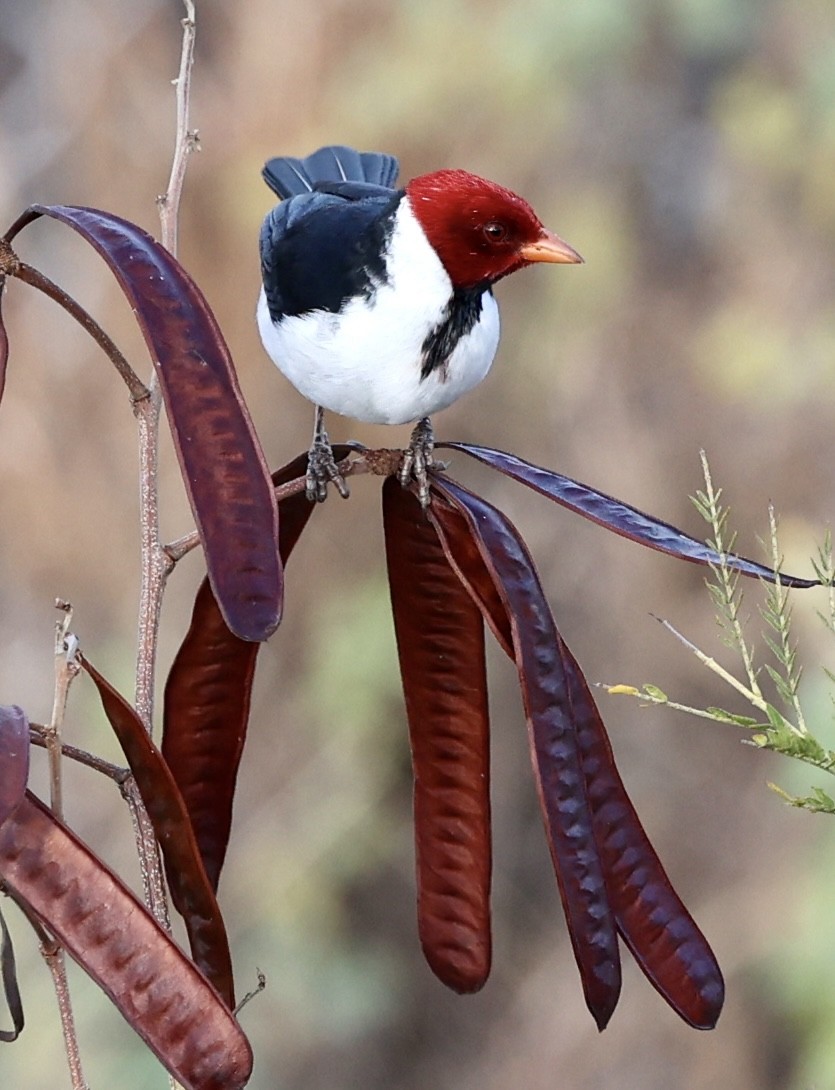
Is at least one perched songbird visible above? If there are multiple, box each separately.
[257,145,582,503]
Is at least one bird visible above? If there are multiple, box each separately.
[257,145,582,504]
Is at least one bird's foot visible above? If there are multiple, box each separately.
[306,430,349,503]
[399,417,436,508]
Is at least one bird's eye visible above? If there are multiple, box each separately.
[482,221,508,243]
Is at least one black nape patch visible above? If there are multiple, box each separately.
[420,287,488,380]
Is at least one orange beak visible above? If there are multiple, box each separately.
[519,228,583,265]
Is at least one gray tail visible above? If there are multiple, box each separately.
[262,144,400,198]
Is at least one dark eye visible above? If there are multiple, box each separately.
[482,221,508,243]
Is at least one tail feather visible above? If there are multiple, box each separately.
[262,144,400,199]
[359,150,400,188]
[304,145,364,183]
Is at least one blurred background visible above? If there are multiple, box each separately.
[2,0,835,1086]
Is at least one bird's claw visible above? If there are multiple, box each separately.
[400,417,435,508]
[306,435,349,503]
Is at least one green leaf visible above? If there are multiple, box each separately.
[705,707,760,727]
[768,783,835,814]
[641,684,668,702]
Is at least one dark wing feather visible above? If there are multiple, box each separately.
[313,180,401,201]
[260,189,401,320]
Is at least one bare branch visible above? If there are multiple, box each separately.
[133,394,173,731]
[11,257,148,402]
[44,602,80,822]
[120,777,171,930]
[29,723,129,783]
[157,0,198,255]
[134,0,199,729]
[7,846,88,1089]
[163,448,404,562]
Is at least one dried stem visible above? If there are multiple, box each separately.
[44,943,88,1090]
[33,714,172,933]
[164,447,402,562]
[33,603,87,1088]
[133,390,172,732]
[121,777,171,928]
[157,0,198,256]
[134,0,198,731]
[142,5,196,799]
[8,890,88,1089]
[130,0,197,1032]
[235,969,267,1016]
[45,602,80,821]
[29,723,129,782]
[11,258,148,402]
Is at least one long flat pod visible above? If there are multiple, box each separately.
[429,487,722,1028]
[0,902,23,1042]
[440,443,817,588]
[556,637,723,1027]
[163,450,338,891]
[82,658,234,1008]
[429,476,621,1029]
[0,274,8,406]
[0,705,27,1044]
[0,791,252,1090]
[0,705,28,827]
[383,478,492,993]
[6,204,282,640]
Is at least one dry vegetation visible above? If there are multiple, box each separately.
[1,2,835,1088]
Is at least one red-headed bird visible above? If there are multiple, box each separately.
[257,145,582,503]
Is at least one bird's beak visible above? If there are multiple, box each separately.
[519,229,584,265]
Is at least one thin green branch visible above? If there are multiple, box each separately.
[759,503,807,734]
[812,530,835,636]
[651,613,771,714]
[693,450,763,697]
[610,456,835,815]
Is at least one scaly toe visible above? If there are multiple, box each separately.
[306,439,349,503]
[400,417,436,508]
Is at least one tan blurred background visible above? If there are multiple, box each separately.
[2,0,835,1087]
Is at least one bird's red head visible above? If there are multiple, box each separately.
[405,169,582,290]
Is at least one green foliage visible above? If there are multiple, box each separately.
[605,452,835,815]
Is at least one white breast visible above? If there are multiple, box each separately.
[257,197,501,426]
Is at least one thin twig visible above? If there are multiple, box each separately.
[120,777,171,929]
[130,0,197,1025]
[157,0,198,256]
[235,969,267,1015]
[44,602,80,821]
[164,448,402,562]
[651,613,772,715]
[134,0,198,731]
[37,605,87,1088]
[43,943,88,1090]
[601,682,755,724]
[133,390,172,732]
[29,724,129,783]
[7,870,88,1088]
[11,259,148,402]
